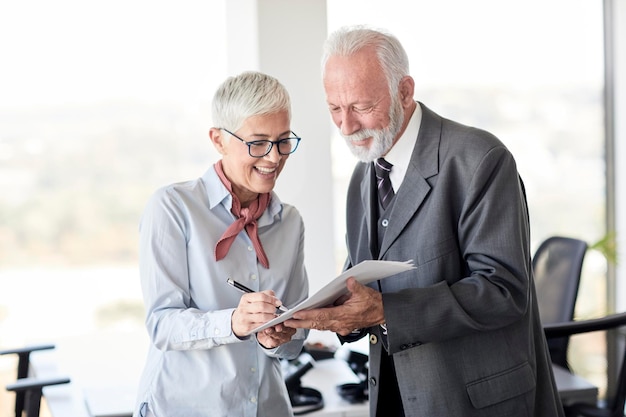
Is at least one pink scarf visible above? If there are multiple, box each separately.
[214,160,271,268]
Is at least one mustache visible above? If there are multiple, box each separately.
[341,128,379,142]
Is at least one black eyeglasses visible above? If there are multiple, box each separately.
[220,128,301,158]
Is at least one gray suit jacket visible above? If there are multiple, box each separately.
[344,103,564,416]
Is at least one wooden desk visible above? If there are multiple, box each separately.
[32,331,596,417]
[301,359,368,417]
[32,330,367,417]
[32,330,145,417]
[552,364,599,406]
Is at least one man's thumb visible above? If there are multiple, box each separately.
[346,276,361,293]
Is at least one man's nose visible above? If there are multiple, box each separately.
[339,110,361,136]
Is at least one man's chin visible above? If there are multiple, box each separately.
[343,133,392,162]
[348,145,376,163]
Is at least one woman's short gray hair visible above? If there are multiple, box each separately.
[212,71,291,132]
[322,25,410,100]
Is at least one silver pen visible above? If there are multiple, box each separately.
[227,278,288,312]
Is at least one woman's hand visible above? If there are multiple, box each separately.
[231,290,287,338]
[257,323,296,348]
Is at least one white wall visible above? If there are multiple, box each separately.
[612,0,626,312]
[224,1,335,292]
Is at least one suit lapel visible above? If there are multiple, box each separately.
[379,103,441,258]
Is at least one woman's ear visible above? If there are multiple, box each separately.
[209,128,227,155]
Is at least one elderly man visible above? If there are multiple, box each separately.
[286,25,564,417]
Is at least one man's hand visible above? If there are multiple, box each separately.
[284,277,384,336]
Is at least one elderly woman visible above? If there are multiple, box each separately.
[134,71,308,417]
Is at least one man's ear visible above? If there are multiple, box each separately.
[398,75,415,107]
[209,128,227,155]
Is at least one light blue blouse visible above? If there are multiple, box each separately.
[134,166,309,417]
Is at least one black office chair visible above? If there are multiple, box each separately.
[533,236,588,370]
[544,312,626,417]
[1,344,70,417]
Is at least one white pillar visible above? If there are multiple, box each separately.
[604,0,626,399]
[609,0,625,313]
[224,1,335,292]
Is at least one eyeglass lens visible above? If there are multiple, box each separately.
[248,138,298,157]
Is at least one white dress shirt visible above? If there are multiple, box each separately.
[134,165,309,417]
[384,101,423,191]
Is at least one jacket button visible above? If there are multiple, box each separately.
[369,377,377,386]
[369,334,378,345]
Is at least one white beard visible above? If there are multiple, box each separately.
[341,96,404,163]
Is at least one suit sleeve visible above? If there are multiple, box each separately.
[383,145,532,354]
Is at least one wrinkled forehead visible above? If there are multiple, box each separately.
[323,52,389,106]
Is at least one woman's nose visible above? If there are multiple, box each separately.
[264,143,283,162]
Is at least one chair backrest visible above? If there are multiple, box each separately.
[532,236,588,369]
[533,236,588,323]
[544,312,626,417]
[0,344,56,417]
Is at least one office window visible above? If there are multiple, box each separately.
[0,2,227,412]
[328,0,606,393]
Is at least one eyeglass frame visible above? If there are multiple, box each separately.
[220,128,301,158]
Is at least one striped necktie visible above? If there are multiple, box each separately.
[374,158,394,209]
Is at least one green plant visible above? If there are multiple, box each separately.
[589,232,618,265]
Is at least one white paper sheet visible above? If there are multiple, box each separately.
[246,259,415,335]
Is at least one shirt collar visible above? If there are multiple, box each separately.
[384,102,422,190]
[203,166,283,222]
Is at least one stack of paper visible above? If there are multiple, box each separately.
[247,260,415,335]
